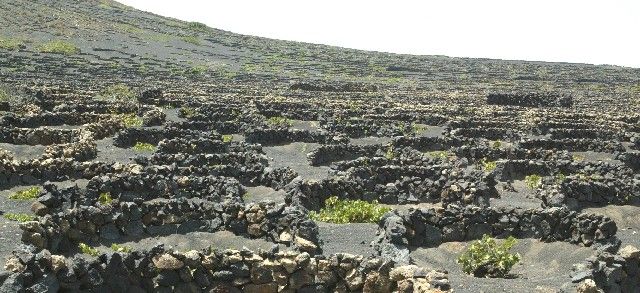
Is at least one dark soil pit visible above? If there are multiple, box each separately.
[291,120,320,131]
[491,180,543,209]
[95,137,152,163]
[410,239,594,292]
[262,142,329,180]
[0,143,47,161]
[243,185,286,203]
[350,136,392,145]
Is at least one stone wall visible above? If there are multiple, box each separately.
[373,205,618,263]
[1,245,449,292]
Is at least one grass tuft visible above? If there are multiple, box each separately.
[110,243,131,253]
[524,174,542,189]
[98,84,136,101]
[266,116,292,127]
[0,37,23,50]
[182,36,201,45]
[78,243,99,256]
[119,113,143,128]
[221,134,233,143]
[38,40,80,55]
[132,142,155,152]
[98,192,113,205]
[9,187,41,200]
[3,213,35,222]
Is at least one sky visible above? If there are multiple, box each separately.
[119,0,640,68]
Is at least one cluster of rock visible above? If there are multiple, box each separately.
[572,245,640,292]
[486,93,573,107]
[290,81,378,92]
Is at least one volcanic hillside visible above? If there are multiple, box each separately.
[0,0,639,292]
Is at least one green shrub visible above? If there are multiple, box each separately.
[180,107,197,118]
[457,235,521,278]
[491,140,502,149]
[481,158,497,172]
[426,150,449,160]
[524,174,542,189]
[555,173,567,184]
[38,40,80,55]
[187,65,208,75]
[0,37,23,50]
[188,22,209,32]
[78,243,99,256]
[385,146,396,160]
[98,84,136,101]
[9,187,41,200]
[98,192,113,205]
[266,116,292,127]
[411,123,427,135]
[182,36,201,45]
[132,142,155,152]
[309,196,391,224]
[119,113,143,128]
[110,243,131,253]
[0,87,12,102]
[221,134,233,143]
[3,213,35,222]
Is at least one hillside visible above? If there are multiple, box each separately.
[1,0,639,110]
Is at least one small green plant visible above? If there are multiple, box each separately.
[411,123,427,135]
[524,174,542,189]
[491,140,502,149]
[385,145,396,160]
[119,113,143,128]
[481,158,497,172]
[180,107,196,118]
[555,173,567,184]
[78,243,99,256]
[0,37,23,50]
[266,116,292,127]
[0,87,12,102]
[97,84,136,101]
[182,36,201,45]
[188,21,209,32]
[426,150,449,160]
[9,187,41,200]
[187,65,208,75]
[221,135,233,143]
[98,192,113,205]
[132,142,155,152]
[37,40,80,55]
[309,196,391,224]
[572,154,585,162]
[3,213,35,222]
[457,235,521,278]
[110,243,131,253]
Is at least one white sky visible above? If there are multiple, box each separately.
[119,0,640,68]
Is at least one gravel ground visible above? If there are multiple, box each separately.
[350,136,392,146]
[316,222,378,257]
[243,186,286,204]
[411,239,594,293]
[492,180,543,209]
[0,143,47,161]
[263,142,330,180]
[94,137,151,163]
